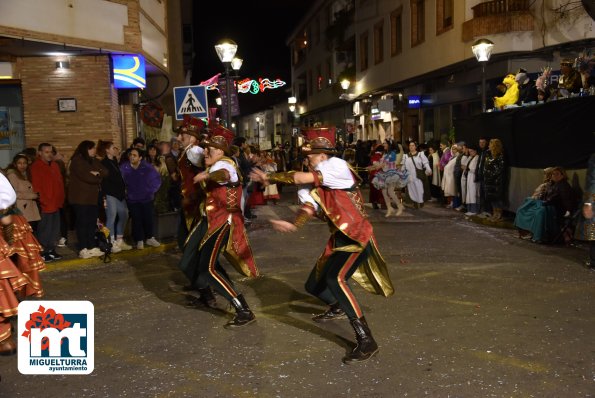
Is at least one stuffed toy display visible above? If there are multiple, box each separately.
[493,73,519,109]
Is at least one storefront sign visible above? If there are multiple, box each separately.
[112,55,146,89]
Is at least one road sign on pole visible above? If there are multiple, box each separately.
[173,85,208,120]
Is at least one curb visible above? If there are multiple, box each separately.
[44,242,178,272]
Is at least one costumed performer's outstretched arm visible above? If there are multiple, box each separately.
[250,169,318,233]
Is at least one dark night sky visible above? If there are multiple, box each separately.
[192,0,316,114]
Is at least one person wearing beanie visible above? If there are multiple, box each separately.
[515,69,537,105]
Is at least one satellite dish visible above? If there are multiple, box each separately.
[583,0,595,20]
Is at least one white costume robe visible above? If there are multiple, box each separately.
[465,155,480,205]
[441,155,458,197]
[460,155,470,204]
[403,152,431,204]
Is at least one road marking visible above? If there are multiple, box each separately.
[471,350,548,372]
[399,292,479,307]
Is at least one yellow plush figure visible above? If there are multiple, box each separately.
[493,74,519,109]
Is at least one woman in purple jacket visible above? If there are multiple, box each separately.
[120,148,162,249]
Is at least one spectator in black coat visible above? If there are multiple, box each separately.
[515,70,538,105]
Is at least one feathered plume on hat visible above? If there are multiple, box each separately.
[200,122,235,155]
[176,115,206,139]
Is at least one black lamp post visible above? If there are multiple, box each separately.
[214,39,238,129]
[471,38,495,112]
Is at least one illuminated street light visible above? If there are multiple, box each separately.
[214,39,238,129]
[288,96,297,113]
[471,38,495,112]
[255,116,261,147]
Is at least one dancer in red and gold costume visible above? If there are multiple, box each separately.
[193,126,259,328]
[176,116,207,246]
[251,137,394,364]
[174,117,222,308]
[0,172,45,355]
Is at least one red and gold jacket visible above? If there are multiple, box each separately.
[178,146,205,231]
[308,167,394,297]
[200,158,259,278]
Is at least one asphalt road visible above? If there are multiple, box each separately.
[1,190,593,397]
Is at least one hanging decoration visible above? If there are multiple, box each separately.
[236,78,286,94]
[199,74,286,94]
[140,101,165,128]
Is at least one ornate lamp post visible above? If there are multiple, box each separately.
[214,39,238,129]
[471,38,495,112]
[255,116,261,147]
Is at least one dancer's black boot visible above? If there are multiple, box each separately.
[197,287,217,308]
[342,316,378,364]
[225,294,256,329]
[312,302,347,322]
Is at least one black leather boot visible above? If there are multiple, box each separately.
[197,287,217,308]
[342,316,378,364]
[312,302,347,322]
[0,336,16,356]
[224,294,256,329]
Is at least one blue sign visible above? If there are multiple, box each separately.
[112,55,146,89]
[173,85,208,120]
[408,95,421,109]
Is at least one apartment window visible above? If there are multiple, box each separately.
[436,0,454,35]
[317,64,323,91]
[411,0,425,47]
[391,7,403,56]
[292,29,308,66]
[360,31,369,71]
[374,20,384,65]
[326,57,333,87]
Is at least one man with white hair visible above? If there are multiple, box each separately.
[515,68,537,105]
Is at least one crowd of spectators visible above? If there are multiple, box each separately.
[1,137,175,260]
[0,127,589,262]
[328,134,586,248]
[492,55,595,110]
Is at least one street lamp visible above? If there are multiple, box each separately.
[214,39,238,129]
[255,116,261,147]
[339,79,354,143]
[288,96,296,113]
[340,79,351,91]
[471,38,494,112]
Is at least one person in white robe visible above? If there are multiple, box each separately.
[441,144,460,207]
[402,142,432,206]
[464,145,480,215]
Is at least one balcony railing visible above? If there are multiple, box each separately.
[472,0,531,17]
[463,0,533,41]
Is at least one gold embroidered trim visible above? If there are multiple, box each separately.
[208,169,228,183]
[268,171,296,185]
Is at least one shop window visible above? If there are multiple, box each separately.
[0,84,25,160]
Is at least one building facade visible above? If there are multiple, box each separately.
[0,0,191,166]
[286,0,595,144]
